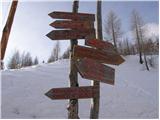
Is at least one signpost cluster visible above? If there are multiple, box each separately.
[45,11,124,118]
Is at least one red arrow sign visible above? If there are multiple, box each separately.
[48,11,95,21]
[50,20,94,30]
[73,45,125,65]
[85,39,116,53]
[46,29,95,40]
[75,58,115,85]
[45,86,98,100]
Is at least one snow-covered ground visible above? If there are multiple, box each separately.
[1,55,159,118]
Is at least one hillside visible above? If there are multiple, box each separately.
[1,55,159,118]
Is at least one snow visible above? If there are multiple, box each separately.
[1,55,159,118]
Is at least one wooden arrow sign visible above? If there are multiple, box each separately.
[73,45,125,65]
[45,86,98,100]
[48,11,95,21]
[46,29,95,40]
[85,39,116,53]
[76,58,115,85]
[50,20,94,30]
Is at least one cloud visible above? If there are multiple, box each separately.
[123,23,159,44]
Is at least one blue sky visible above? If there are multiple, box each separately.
[1,0,159,65]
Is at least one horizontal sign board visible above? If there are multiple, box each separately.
[45,86,98,100]
[50,20,94,30]
[73,45,125,65]
[49,11,95,21]
[76,58,115,85]
[46,29,95,40]
[85,39,116,53]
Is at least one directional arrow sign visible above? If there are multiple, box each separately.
[46,29,95,40]
[73,45,125,65]
[85,39,116,53]
[50,20,94,30]
[45,86,98,100]
[76,58,115,85]
[48,11,95,21]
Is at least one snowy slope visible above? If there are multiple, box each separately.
[1,55,159,119]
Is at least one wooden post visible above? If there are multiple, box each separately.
[0,0,18,69]
[90,0,102,119]
[68,0,79,119]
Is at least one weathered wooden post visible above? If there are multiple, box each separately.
[68,0,79,119]
[90,1,102,119]
[1,0,18,69]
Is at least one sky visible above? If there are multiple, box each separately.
[1,0,159,65]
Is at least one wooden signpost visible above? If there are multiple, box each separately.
[46,29,95,40]
[46,4,125,118]
[1,0,18,69]
[45,86,98,100]
[73,45,125,65]
[50,20,94,30]
[85,39,116,53]
[75,58,115,85]
[48,11,95,21]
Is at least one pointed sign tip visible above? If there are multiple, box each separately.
[49,22,54,27]
[48,12,55,18]
[45,90,54,99]
[119,56,125,64]
[46,32,53,40]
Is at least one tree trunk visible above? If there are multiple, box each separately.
[111,23,118,52]
[90,1,102,119]
[143,50,149,71]
[1,0,18,69]
[140,30,149,71]
[135,23,143,64]
[126,39,130,55]
[68,0,79,119]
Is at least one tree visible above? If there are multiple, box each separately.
[47,53,55,63]
[54,41,60,61]
[62,47,70,59]
[126,38,131,55]
[118,41,123,55]
[90,1,102,119]
[8,50,21,69]
[22,52,33,67]
[131,10,149,70]
[21,51,26,67]
[130,44,136,55]
[33,56,39,65]
[122,38,131,55]
[139,26,150,71]
[68,1,79,119]
[131,10,143,64]
[48,41,60,63]
[48,48,55,63]
[105,10,122,52]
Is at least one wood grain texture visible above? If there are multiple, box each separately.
[48,11,95,21]
[46,29,95,40]
[76,58,115,85]
[50,20,94,30]
[1,1,18,60]
[73,45,125,65]
[45,86,99,100]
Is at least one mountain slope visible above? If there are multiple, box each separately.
[1,55,159,118]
